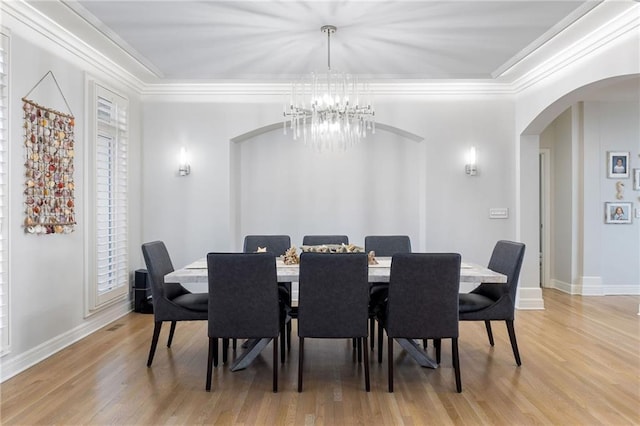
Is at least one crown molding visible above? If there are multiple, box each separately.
[509,1,639,93]
[2,0,146,94]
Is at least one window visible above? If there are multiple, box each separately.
[0,31,9,353]
[87,81,128,311]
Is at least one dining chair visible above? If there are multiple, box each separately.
[378,253,462,393]
[141,241,208,367]
[459,240,526,366]
[243,235,293,355]
[365,235,412,352]
[297,252,370,392]
[302,235,349,246]
[205,252,282,392]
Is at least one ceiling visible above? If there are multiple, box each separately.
[56,0,603,82]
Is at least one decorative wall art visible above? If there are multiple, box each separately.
[607,151,629,178]
[604,202,632,224]
[22,71,75,235]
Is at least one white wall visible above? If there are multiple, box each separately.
[142,96,516,270]
[540,101,640,295]
[1,13,143,380]
[585,101,640,293]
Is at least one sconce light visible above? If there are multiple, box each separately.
[178,147,191,176]
[465,146,477,176]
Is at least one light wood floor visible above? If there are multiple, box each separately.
[2,289,639,425]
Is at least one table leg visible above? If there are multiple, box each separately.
[396,338,438,369]
[230,338,272,371]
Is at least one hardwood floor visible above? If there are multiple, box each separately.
[2,289,639,425]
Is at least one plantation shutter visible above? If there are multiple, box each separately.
[93,84,128,307]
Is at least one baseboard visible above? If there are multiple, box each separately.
[550,279,574,294]
[516,287,545,310]
[0,300,132,383]
[549,277,638,296]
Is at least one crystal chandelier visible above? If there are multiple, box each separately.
[284,25,375,151]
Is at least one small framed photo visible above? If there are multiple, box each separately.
[634,169,640,191]
[607,151,629,178]
[605,202,632,224]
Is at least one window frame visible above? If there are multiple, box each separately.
[85,79,129,313]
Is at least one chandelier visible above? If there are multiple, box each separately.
[284,25,375,151]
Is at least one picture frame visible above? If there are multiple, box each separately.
[605,202,632,224]
[607,151,629,178]
[634,168,640,191]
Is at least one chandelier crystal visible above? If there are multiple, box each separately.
[284,25,375,151]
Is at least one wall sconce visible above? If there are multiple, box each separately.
[178,147,191,176]
[465,146,477,176]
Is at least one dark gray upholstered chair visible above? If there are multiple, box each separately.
[365,235,412,351]
[141,241,208,367]
[205,253,281,392]
[297,252,370,392]
[459,240,526,366]
[379,253,462,393]
[302,235,349,246]
[243,235,293,353]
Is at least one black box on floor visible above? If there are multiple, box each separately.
[134,269,154,314]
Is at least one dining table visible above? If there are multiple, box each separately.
[165,256,507,371]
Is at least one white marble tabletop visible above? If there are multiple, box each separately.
[166,256,507,286]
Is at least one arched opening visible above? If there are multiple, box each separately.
[229,122,425,250]
[518,75,640,310]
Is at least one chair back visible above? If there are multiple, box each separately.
[207,253,280,339]
[472,240,526,305]
[141,241,174,304]
[386,253,461,339]
[302,235,349,246]
[243,235,291,256]
[364,235,411,256]
[298,252,369,338]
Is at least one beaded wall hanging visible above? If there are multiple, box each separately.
[22,71,75,235]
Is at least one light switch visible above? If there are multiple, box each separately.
[489,208,509,219]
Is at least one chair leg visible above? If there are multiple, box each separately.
[423,339,428,350]
[222,338,229,364]
[273,335,278,393]
[506,320,522,366]
[363,337,370,392]
[357,338,362,363]
[388,336,394,392]
[452,337,462,393]
[378,320,384,364]
[298,337,304,392]
[147,321,162,367]
[370,317,375,350]
[167,321,177,347]
[206,337,215,391]
[213,338,219,368]
[287,321,292,352]
[434,338,442,364]
[484,320,495,346]
[280,321,286,364]
[232,338,237,351]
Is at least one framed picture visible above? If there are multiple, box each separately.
[607,151,629,178]
[605,202,632,224]
[634,168,640,191]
